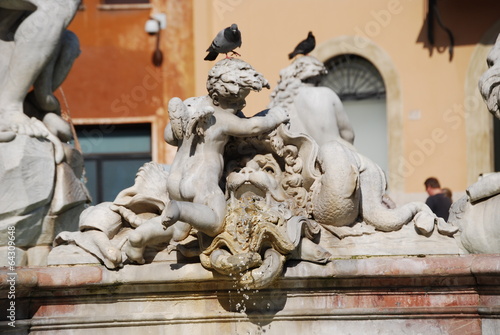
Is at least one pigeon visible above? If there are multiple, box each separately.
[204,24,242,61]
[288,31,316,59]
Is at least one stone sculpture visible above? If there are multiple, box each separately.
[479,33,500,119]
[269,56,355,146]
[449,33,500,254]
[0,0,89,266]
[0,0,81,143]
[52,58,458,289]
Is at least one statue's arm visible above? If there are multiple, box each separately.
[335,105,355,144]
[223,107,289,137]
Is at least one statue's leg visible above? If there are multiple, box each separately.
[32,30,80,113]
[126,216,174,264]
[164,191,227,237]
[0,0,80,114]
[127,185,227,264]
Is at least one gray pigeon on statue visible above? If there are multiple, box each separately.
[288,31,316,59]
[204,23,242,61]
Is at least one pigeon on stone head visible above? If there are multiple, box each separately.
[204,23,242,61]
[288,31,316,59]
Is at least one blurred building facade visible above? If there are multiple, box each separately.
[61,0,194,202]
[62,0,500,203]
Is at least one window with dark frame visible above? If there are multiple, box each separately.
[75,123,152,204]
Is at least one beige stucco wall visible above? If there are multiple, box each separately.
[192,0,500,195]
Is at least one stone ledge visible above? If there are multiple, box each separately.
[1,254,500,292]
[1,254,499,334]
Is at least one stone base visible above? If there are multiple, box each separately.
[1,254,500,334]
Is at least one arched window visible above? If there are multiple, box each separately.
[321,54,388,174]
[321,54,386,101]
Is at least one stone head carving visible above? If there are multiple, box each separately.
[270,56,327,106]
[479,34,500,118]
[284,55,327,83]
[206,58,270,106]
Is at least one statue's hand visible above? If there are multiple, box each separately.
[0,111,31,141]
[268,106,290,126]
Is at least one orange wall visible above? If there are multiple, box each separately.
[60,0,194,163]
[62,1,162,119]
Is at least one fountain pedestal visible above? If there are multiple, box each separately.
[2,254,499,334]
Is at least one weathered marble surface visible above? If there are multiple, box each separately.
[0,1,89,266]
[52,58,458,289]
[0,133,89,266]
[1,254,499,334]
[449,33,500,254]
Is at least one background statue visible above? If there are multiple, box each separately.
[269,55,355,146]
[449,33,500,254]
[0,0,89,266]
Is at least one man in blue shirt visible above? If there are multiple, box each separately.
[424,177,452,221]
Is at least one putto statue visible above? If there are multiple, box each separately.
[53,58,459,289]
[126,59,290,268]
[0,0,89,266]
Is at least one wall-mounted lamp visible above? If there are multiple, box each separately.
[145,13,167,67]
[426,0,454,61]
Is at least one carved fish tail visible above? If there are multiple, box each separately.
[358,157,423,232]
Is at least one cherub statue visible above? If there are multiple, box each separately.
[124,59,290,263]
[53,59,289,268]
